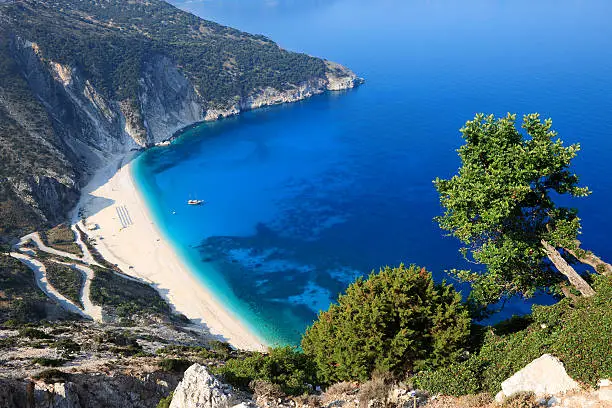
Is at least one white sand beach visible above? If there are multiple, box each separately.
[74,153,267,352]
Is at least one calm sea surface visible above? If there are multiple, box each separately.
[133,0,612,345]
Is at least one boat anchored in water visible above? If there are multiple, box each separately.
[187,199,205,205]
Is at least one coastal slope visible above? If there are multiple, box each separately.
[0,0,362,242]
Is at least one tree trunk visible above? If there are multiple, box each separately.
[541,239,596,297]
[564,243,612,276]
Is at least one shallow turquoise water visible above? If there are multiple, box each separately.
[133,0,612,346]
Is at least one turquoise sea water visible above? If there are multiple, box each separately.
[133,0,612,346]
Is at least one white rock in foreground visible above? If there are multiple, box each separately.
[170,364,241,408]
[495,354,581,402]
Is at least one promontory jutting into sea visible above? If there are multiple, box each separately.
[1,0,611,406]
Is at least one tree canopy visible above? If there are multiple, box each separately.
[434,113,609,307]
[301,264,470,383]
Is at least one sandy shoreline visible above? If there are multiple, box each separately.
[73,152,267,352]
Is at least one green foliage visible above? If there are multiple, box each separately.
[51,338,81,355]
[414,275,612,395]
[43,261,83,308]
[0,254,78,324]
[95,330,143,356]
[19,327,52,339]
[32,357,65,367]
[156,393,173,408]
[301,264,471,383]
[0,243,11,255]
[0,336,17,349]
[208,340,233,360]
[33,369,69,384]
[5,0,329,106]
[96,330,138,347]
[434,113,591,306]
[411,357,484,396]
[215,346,318,396]
[155,342,239,361]
[158,358,192,373]
[90,266,170,318]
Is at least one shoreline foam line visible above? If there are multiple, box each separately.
[74,152,267,352]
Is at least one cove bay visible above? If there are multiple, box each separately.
[133,0,612,345]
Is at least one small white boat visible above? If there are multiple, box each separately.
[187,199,205,205]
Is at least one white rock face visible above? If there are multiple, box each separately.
[495,354,581,402]
[33,381,81,408]
[170,364,241,408]
[598,379,612,402]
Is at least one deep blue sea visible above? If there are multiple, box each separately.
[133,0,612,346]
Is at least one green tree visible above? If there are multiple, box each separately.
[216,346,317,396]
[434,113,610,306]
[301,264,470,383]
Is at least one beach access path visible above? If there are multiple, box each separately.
[11,232,103,321]
[71,154,266,351]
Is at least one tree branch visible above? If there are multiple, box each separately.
[541,239,595,297]
[565,241,612,276]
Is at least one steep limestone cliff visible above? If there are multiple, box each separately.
[0,0,362,242]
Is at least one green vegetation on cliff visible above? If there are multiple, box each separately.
[213,265,470,396]
[0,0,355,243]
[302,265,471,383]
[216,346,318,396]
[43,261,83,308]
[90,266,171,319]
[0,254,79,324]
[0,29,77,241]
[414,275,612,395]
[4,0,329,107]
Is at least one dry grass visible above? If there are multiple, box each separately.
[321,382,360,404]
[424,394,496,408]
[357,372,394,408]
[294,394,322,408]
[251,379,286,401]
[499,392,539,408]
[458,393,494,408]
[43,224,82,256]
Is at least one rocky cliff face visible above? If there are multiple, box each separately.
[169,364,245,408]
[0,372,180,408]
[0,0,362,242]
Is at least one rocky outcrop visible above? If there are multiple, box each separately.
[495,354,581,402]
[204,69,361,123]
[169,364,245,408]
[0,373,179,408]
[325,61,363,91]
[32,381,81,408]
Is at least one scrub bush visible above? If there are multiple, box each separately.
[216,346,318,396]
[414,275,612,395]
[302,265,471,383]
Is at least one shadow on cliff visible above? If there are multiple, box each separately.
[73,150,142,222]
